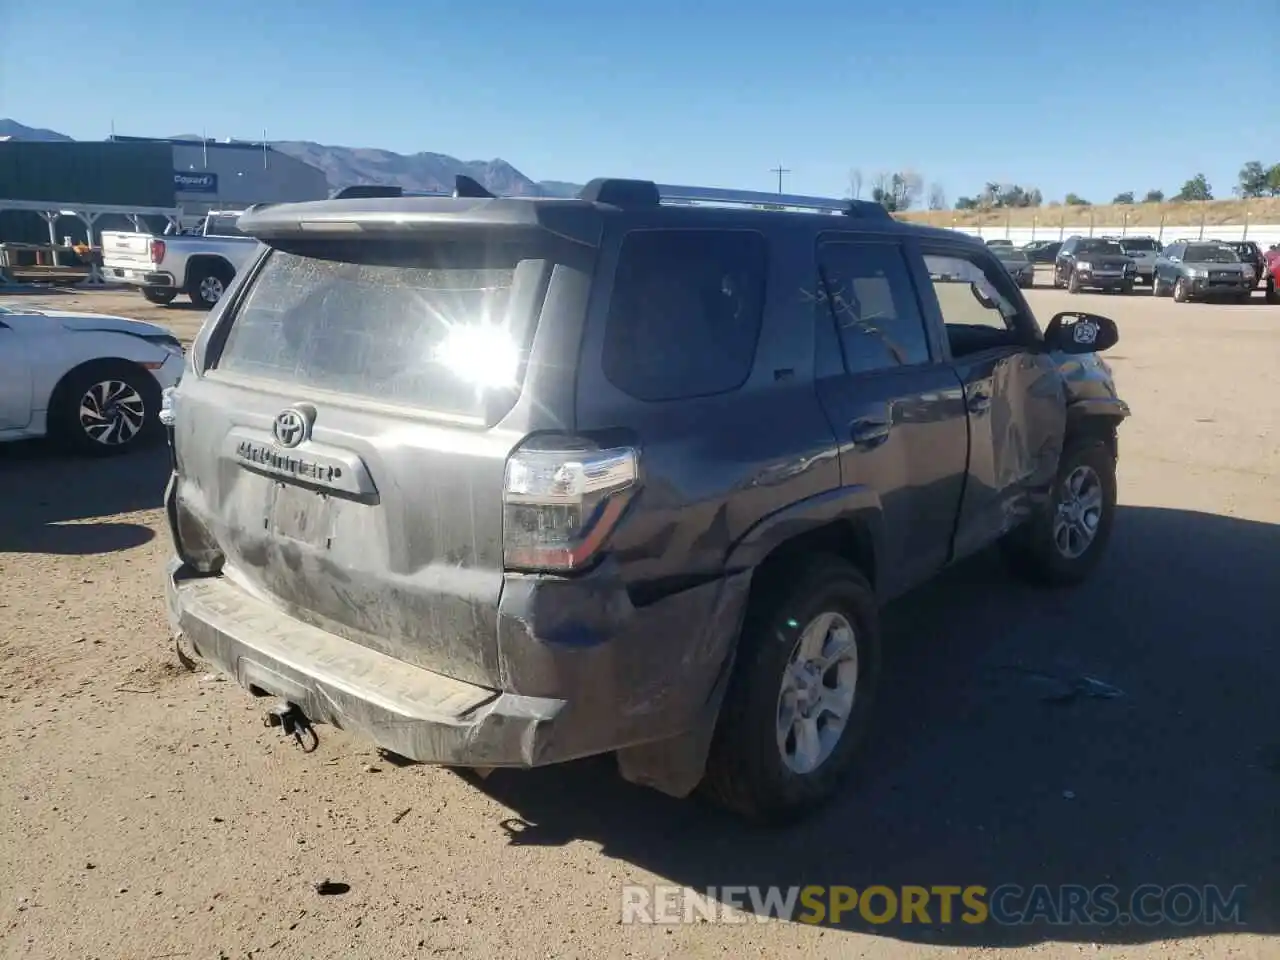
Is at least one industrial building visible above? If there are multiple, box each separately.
[0,136,329,247]
[110,135,331,215]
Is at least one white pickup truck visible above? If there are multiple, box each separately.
[101,212,260,308]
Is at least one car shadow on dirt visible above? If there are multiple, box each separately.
[0,440,168,554]
[468,504,1279,947]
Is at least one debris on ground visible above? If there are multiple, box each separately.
[997,665,1125,704]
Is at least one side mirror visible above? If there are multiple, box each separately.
[970,284,998,310]
[1044,311,1119,354]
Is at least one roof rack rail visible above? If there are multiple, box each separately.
[658,183,888,218]
[577,178,890,218]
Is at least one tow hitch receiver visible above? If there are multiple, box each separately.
[264,701,319,752]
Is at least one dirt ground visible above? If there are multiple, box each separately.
[2,281,1277,960]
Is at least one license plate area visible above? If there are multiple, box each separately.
[267,482,335,549]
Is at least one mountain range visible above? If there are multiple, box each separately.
[0,119,583,198]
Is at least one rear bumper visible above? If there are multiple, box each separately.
[164,557,749,769]
[103,265,176,288]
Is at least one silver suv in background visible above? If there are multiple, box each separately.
[1110,236,1162,286]
[1152,240,1255,302]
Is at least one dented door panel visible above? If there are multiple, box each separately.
[949,348,1066,558]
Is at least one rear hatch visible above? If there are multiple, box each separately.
[101,230,156,269]
[168,201,600,688]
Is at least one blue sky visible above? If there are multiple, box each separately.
[2,0,1276,204]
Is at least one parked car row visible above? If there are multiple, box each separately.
[977,236,1272,303]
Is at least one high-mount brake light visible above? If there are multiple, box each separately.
[503,438,639,572]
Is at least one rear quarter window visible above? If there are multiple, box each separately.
[601,228,767,402]
[213,239,538,417]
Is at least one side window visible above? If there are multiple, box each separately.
[817,241,931,374]
[923,251,1026,358]
[1165,243,1184,259]
[601,229,767,402]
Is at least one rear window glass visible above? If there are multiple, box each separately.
[205,216,246,237]
[215,239,537,416]
[601,229,766,402]
[1120,238,1158,252]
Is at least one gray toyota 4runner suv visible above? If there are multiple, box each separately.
[163,177,1129,824]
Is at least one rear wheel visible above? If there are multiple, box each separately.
[701,556,881,825]
[188,262,233,309]
[1267,275,1279,304]
[49,360,160,457]
[142,288,177,305]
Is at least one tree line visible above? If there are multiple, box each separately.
[847,161,1280,212]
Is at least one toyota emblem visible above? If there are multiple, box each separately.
[272,409,309,448]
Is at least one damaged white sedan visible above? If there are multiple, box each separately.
[0,303,184,455]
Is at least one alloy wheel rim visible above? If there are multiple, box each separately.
[200,275,224,304]
[776,611,859,775]
[79,379,145,445]
[1053,464,1104,559]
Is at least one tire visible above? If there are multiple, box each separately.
[1067,270,1082,294]
[701,556,881,825]
[1267,276,1279,304]
[1151,274,1166,297]
[1053,266,1065,289]
[1121,280,1134,296]
[142,288,177,305]
[187,261,233,309]
[1173,277,1189,302]
[48,360,161,457]
[1000,440,1117,588]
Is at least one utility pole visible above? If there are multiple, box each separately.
[770,164,791,194]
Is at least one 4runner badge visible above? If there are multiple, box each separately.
[272,408,311,448]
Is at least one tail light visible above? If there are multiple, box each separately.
[503,435,639,572]
[149,239,166,264]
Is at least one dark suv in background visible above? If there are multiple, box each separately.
[1054,236,1137,293]
[1215,240,1266,288]
[162,177,1128,824]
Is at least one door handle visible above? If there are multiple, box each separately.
[967,391,992,414]
[850,418,891,449]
